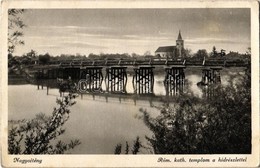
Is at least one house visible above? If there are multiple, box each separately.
[155,30,184,59]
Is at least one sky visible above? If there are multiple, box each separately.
[12,8,250,56]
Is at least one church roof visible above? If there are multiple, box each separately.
[155,46,176,52]
[177,30,182,40]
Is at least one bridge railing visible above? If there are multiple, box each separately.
[48,57,249,67]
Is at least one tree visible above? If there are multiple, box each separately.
[212,46,217,55]
[210,46,218,57]
[246,47,251,55]
[183,48,192,58]
[220,49,226,57]
[131,53,139,58]
[88,53,99,59]
[138,67,251,154]
[8,93,81,154]
[8,9,26,54]
[39,53,51,64]
[26,49,37,58]
[8,53,13,60]
[144,51,151,56]
[193,49,208,60]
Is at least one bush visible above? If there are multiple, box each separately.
[139,67,251,154]
[114,137,142,154]
[8,93,81,154]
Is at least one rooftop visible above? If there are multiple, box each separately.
[155,46,176,52]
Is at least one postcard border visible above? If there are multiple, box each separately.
[1,0,259,167]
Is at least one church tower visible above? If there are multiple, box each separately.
[176,30,184,57]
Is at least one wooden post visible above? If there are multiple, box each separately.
[105,67,127,93]
[135,69,138,94]
[105,68,109,92]
[133,71,136,93]
[133,67,154,94]
[151,68,154,93]
[164,66,185,96]
[138,69,140,94]
[81,67,103,92]
[124,70,127,93]
[112,68,115,92]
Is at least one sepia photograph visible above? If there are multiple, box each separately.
[1,0,259,167]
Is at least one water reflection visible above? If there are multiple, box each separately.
[198,84,220,99]
[36,78,189,105]
[13,69,225,103]
[198,68,221,85]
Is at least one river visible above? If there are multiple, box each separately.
[8,67,245,154]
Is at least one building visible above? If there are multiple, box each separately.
[155,31,184,59]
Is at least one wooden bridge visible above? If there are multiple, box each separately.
[36,79,219,104]
[30,57,249,96]
[36,67,222,96]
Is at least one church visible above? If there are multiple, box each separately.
[155,31,184,59]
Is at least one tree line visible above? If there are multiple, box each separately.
[8,46,250,67]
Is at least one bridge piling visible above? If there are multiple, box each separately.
[80,67,103,92]
[164,66,185,96]
[133,67,154,94]
[198,67,222,98]
[105,67,127,93]
[201,67,222,85]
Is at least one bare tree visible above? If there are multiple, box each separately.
[8,9,26,55]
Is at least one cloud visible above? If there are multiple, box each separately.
[122,35,139,39]
[37,44,60,48]
[185,37,249,45]
[27,36,46,40]
[64,26,81,29]
[75,33,105,38]
[61,41,107,49]
[29,25,112,31]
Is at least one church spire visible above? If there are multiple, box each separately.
[177,30,182,40]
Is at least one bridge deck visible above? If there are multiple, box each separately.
[43,58,249,68]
